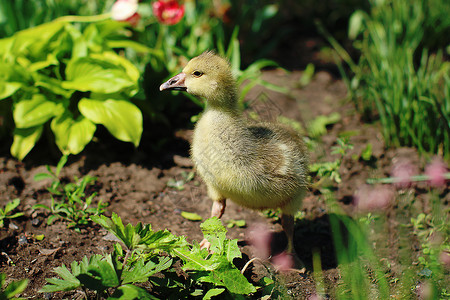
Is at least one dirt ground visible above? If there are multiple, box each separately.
[0,40,448,299]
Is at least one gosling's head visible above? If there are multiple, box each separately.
[160,51,237,108]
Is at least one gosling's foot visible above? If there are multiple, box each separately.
[271,252,305,273]
[199,238,211,250]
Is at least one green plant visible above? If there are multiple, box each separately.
[325,193,391,299]
[0,273,28,300]
[33,155,107,229]
[310,137,353,185]
[0,199,24,228]
[42,214,261,298]
[307,112,341,139]
[321,0,450,158]
[0,16,145,160]
[0,0,113,38]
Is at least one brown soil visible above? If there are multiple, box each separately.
[0,48,448,299]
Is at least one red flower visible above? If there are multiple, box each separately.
[152,0,185,25]
[111,0,141,27]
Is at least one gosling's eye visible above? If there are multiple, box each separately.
[192,71,203,77]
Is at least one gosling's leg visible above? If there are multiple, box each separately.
[211,198,226,218]
[281,213,305,269]
[281,213,295,254]
[200,198,226,249]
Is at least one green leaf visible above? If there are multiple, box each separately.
[0,81,22,100]
[4,198,20,214]
[13,94,62,128]
[87,258,120,288]
[40,264,81,292]
[348,10,366,40]
[28,53,59,72]
[33,172,54,182]
[9,21,65,59]
[209,265,257,295]
[181,211,203,222]
[6,212,24,219]
[200,217,227,254]
[63,57,136,94]
[35,75,73,99]
[203,288,225,300]
[121,256,172,284]
[308,112,341,138]
[91,213,137,249]
[3,277,28,298]
[224,239,242,263]
[78,98,142,147]
[51,111,96,155]
[90,52,140,85]
[11,126,43,160]
[361,143,373,161]
[109,284,158,300]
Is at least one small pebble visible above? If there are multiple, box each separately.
[31,218,41,226]
[18,235,28,245]
[8,222,19,230]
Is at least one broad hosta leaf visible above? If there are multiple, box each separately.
[28,53,59,72]
[35,75,73,99]
[90,52,140,86]
[0,81,21,100]
[63,56,136,94]
[109,284,158,300]
[78,97,142,147]
[51,111,96,155]
[8,21,66,59]
[11,126,43,160]
[13,94,63,128]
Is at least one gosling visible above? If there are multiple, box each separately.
[160,51,309,261]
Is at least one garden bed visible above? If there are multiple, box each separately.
[1,50,449,298]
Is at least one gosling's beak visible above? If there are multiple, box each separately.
[159,73,187,91]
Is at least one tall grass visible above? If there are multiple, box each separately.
[0,0,113,38]
[322,0,450,159]
[321,190,449,299]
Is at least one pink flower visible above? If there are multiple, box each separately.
[272,252,294,271]
[425,157,448,188]
[111,0,140,27]
[440,250,450,270]
[391,159,418,188]
[416,281,433,299]
[152,0,185,25]
[353,184,394,212]
[247,223,272,259]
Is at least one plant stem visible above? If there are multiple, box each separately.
[367,173,450,184]
[54,13,111,23]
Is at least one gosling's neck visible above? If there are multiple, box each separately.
[203,87,240,118]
